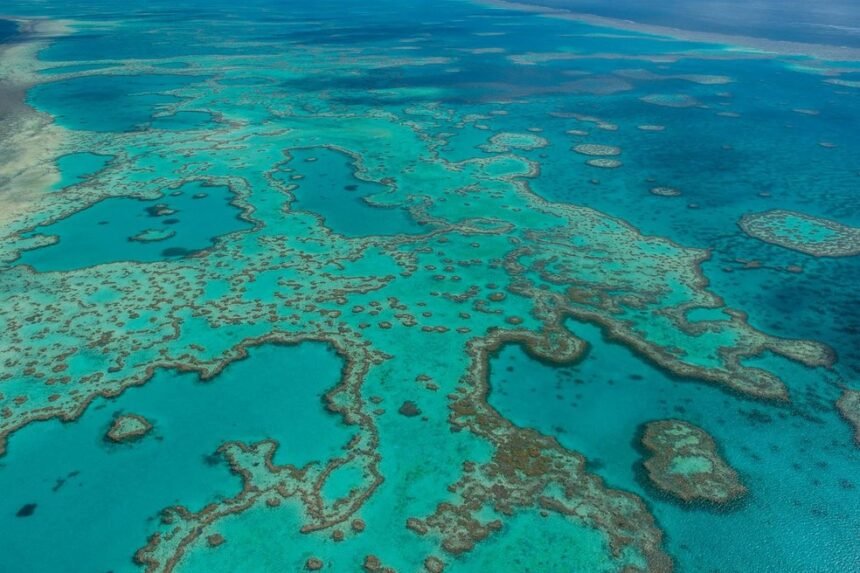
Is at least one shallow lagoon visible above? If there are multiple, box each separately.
[19,181,250,271]
[278,147,424,237]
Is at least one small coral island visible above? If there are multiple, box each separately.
[640,419,746,504]
[105,413,153,443]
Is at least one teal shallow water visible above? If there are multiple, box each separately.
[277,147,424,237]
[52,152,113,190]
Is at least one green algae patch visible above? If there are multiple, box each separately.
[739,209,860,257]
[641,419,746,504]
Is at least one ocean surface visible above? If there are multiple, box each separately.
[0,1,858,572]
[515,0,860,47]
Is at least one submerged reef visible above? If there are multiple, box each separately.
[836,390,860,446]
[650,187,681,197]
[739,210,860,257]
[130,228,177,243]
[573,144,622,157]
[640,420,746,504]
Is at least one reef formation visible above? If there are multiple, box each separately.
[640,419,746,504]
[0,2,857,572]
[106,413,153,443]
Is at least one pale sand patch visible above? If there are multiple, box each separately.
[615,68,733,85]
[0,113,64,227]
[0,19,73,227]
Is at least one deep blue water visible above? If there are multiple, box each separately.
[0,19,17,43]
[518,0,860,47]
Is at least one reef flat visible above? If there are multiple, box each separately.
[0,1,858,572]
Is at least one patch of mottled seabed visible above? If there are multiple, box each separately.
[17,181,250,271]
[168,360,496,573]
[454,510,628,572]
[36,62,115,75]
[488,322,860,572]
[51,151,113,191]
[276,147,424,237]
[27,73,207,132]
[169,495,441,572]
[0,342,352,573]
[640,419,746,504]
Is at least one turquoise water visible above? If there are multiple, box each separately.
[0,343,351,573]
[277,147,424,237]
[52,152,113,190]
[489,323,859,572]
[0,1,858,572]
[18,181,251,270]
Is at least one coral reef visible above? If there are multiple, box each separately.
[640,420,746,504]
